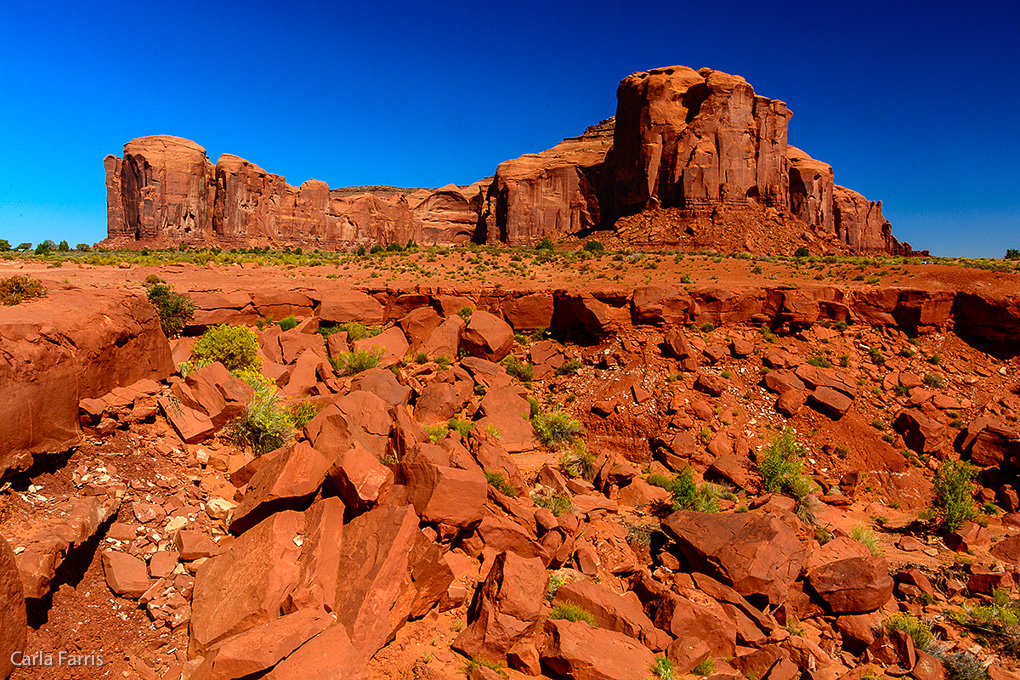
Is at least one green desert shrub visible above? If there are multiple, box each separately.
[548,603,596,626]
[0,274,47,306]
[649,468,721,513]
[533,409,583,446]
[558,441,596,480]
[501,355,534,383]
[757,429,814,499]
[484,470,517,497]
[226,377,293,455]
[146,282,195,338]
[277,314,299,331]
[583,240,605,253]
[448,417,474,438]
[191,324,261,372]
[884,613,933,649]
[931,459,978,532]
[851,524,884,556]
[651,657,676,680]
[531,488,573,517]
[555,358,582,376]
[330,348,383,375]
[288,400,325,428]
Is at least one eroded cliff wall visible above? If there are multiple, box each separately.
[104,66,919,255]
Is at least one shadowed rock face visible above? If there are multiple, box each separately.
[104,66,918,254]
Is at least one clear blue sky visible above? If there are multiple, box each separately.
[1,0,1017,257]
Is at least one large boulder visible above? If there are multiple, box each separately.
[453,551,547,662]
[190,511,305,655]
[540,619,656,680]
[1,536,26,680]
[461,311,515,362]
[0,289,173,478]
[661,510,808,604]
[402,460,487,527]
[552,580,668,650]
[229,443,331,534]
[808,556,894,613]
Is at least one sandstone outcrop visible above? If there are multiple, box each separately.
[0,289,173,479]
[104,67,918,254]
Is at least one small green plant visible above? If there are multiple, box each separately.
[756,429,813,499]
[535,237,555,251]
[318,321,381,342]
[457,305,474,322]
[435,354,453,370]
[288,400,324,428]
[330,348,383,375]
[226,377,293,455]
[423,424,448,443]
[555,358,582,376]
[899,348,916,358]
[546,571,567,600]
[884,613,933,649]
[463,657,503,678]
[806,355,832,368]
[648,468,721,513]
[559,440,596,480]
[484,470,517,497]
[930,459,977,532]
[868,347,886,365]
[533,409,583,446]
[447,417,475,437]
[650,657,676,680]
[277,314,299,331]
[691,657,716,675]
[924,373,946,388]
[191,324,261,372]
[549,603,596,626]
[839,354,850,367]
[583,240,605,253]
[927,354,941,365]
[794,246,809,257]
[851,524,884,556]
[501,355,534,383]
[1007,248,1020,261]
[531,488,573,517]
[145,282,195,338]
[414,351,428,364]
[700,322,715,333]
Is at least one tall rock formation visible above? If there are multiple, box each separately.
[612,66,791,213]
[103,66,919,255]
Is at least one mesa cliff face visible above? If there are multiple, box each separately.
[103,66,919,255]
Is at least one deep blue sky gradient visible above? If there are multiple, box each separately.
[1,0,1017,256]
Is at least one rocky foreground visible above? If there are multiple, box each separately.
[1,257,1020,680]
[102,66,918,256]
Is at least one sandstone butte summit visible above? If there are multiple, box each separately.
[102,66,923,256]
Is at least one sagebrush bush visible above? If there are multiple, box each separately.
[0,275,47,306]
[147,282,195,338]
[501,355,534,383]
[330,348,382,375]
[226,376,293,455]
[548,603,596,626]
[931,459,977,532]
[288,400,324,428]
[851,524,884,556]
[277,314,299,331]
[191,324,260,372]
[555,358,582,376]
[531,487,573,516]
[484,470,517,497]
[533,409,583,446]
[318,321,380,342]
[757,429,814,499]
[558,440,595,480]
[649,468,721,513]
[884,613,932,649]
